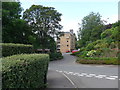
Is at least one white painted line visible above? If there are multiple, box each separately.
[59,71,63,73]
[56,70,118,81]
[105,77,116,80]
[95,76,104,78]
[62,73,77,88]
[64,71,68,73]
[64,71,70,74]
[81,73,87,75]
[97,75,106,77]
[73,73,79,75]
[88,74,96,76]
[85,75,93,77]
[69,72,74,74]
[78,74,84,77]
[109,76,118,78]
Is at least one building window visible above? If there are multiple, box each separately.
[67,45,69,47]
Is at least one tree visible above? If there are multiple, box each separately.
[23,5,63,49]
[2,2,32,44]
[78,12,104,47]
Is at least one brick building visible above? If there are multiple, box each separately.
[57,29,76,53]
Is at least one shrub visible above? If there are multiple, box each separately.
[1,43,34,57]
[71,51,80,56]
[86,50,96,57]
[2,54,49,88]
[49,52,63,61]
[76,57,119,65]
[85,42,95,51]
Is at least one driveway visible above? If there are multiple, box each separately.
[47,53,119,88]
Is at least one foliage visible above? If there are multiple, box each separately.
[23,5,63,49]
[86,50,96,57]
[2,54,49,88]
[76,57,119,65]
[2,2,32,44]
[33,35,57,53]
[1,43,34,57]
[80,57,117,60]
[71,49,88,57]
[76,14,119,64]
[78,12,104,47]
[49,52,63,61]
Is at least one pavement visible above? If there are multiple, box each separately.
[47,69,75,88]
[47,53,119,88]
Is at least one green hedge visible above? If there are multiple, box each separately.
[76,57,119,65]
[2,54,49,88]
[49,52,63,61]
[1,43,34,57]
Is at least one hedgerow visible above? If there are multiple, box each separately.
[2,54,49,88]
[1,43,34,57]
[76,57,119,65]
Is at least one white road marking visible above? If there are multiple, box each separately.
[58,71,62,73]
[64,71,70,74]
[109,76,118,78]
[81,73,87,75]
[55,70,118,80]
[85,75,93,77]
[73,73,79,75]
[95,75,104,78]
[96,75,107,78]
[105,77,116,80]
[69,72,74,74]
[98,75,106,77]
[88,74,96,76]
[62,73,77,88]
[78,74,84,77]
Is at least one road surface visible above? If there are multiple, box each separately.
[47,53,119,88]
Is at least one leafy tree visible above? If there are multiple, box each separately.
[78,12,104,47]
[23,5,63,49]
[2,2,32,44]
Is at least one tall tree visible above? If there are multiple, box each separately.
[2,2,32,44]
[78,12,104,47]
[23,5,63,49]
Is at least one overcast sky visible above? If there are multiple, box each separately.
[20,0,119,35]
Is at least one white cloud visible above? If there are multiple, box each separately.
[60,14,118,37]
[101,14,118,24]
[60,16,82,36]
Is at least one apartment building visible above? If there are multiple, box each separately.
[57,29,76,53]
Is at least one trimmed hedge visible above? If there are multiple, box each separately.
[49,52,63,61]
[76,57,119,65]
[2,54,49,88]
[1,43,34,57]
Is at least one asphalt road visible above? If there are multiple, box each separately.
[47,53,119,88]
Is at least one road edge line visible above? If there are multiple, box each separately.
[62,73,77,88]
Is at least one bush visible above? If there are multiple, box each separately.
[76,57,119,65]
[86,50,96,57]
[49,52,63,61]
[1,43,34,57]
[2,54,49,88]
[70,51,80,56]
[71,50,88,57]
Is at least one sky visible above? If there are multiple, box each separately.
[20,0,119,36]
